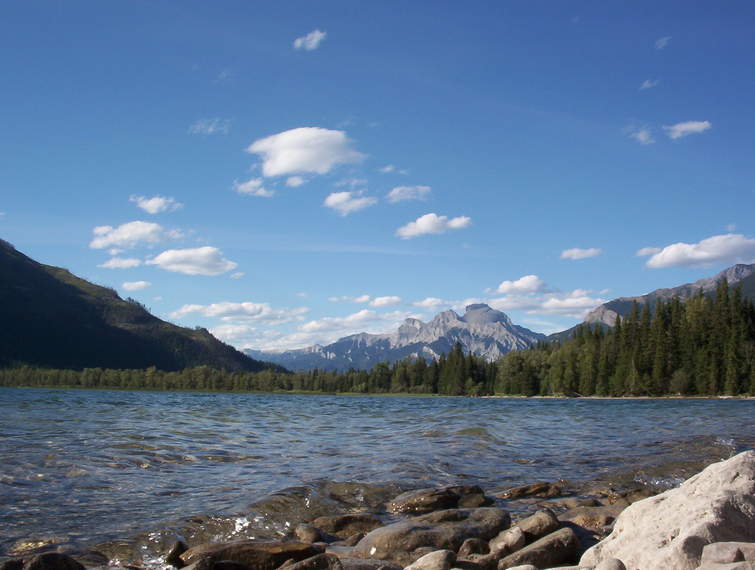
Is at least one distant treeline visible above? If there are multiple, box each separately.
[1,281,753,396]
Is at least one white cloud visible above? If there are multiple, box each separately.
[493,275,546,294]
[640,79,660,90]
[396,213,471,239]
[230,272,245,279]
[328,294,372,304]
[626,125,655,145]
[247,127,365,178]
[726,223,737,232]
[663,120,712,140]
[561,247,602,260]
[293,29,327,51]
[108,248,123,255]
[655,36,672,50]
[286,176,306,188]
[233,178,274,198]
[171,301,309,325]
[129,195,183,215]
[98,257,142,269]
[214,69,233,83]
[89,221,172,250]
[147,246,238,276]
[335,177,368,189]
[370,296,402,307]
[537,290,606,317]
[636,246,662,257]
[122,280,151,291]
[379,164,402,174]
[323,191,377,216]
[188,118,230,135]
[412,297,452,310]
[386,185,431,204]
[643,233,755,268]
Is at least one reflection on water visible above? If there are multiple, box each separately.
[0,387,752,559]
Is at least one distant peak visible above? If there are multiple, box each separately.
[465,303,491,311]
[462,303,512,326]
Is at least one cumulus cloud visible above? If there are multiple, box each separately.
[329,294,401,306]
[293,29,327,51]
[636,246,662,257]
[412,297,452,310]
[640,79,660,90]
[625,125,655,145]
[493,275,546,294]
[147,246,238,276]
[396,213,471,239]
[663,120,712,140]
[561,247,602,260]
[98,257,142,269]
[323,191,377,216]
[379,164,396,173]
[230,272,245,279]
[640,233,755,268]
[122,281,151,291]
[286,176,306,188]
[171,301,309,325]
[386,185,431,203]
[89,221,174,250]
[129,195,183,214]
[247,127,365,178]
[335,177,368,189]
[370,296,402,307]
[655,36,672,50]
[188,118,230,135]
[233,178,274,198]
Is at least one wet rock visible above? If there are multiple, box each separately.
[548,497,601,510]
[388,487,491,515]
[496,527,580,569]
[338,559,403,570]
[455,552,497,570]
[458,539,489,557]
[23,553,85,570]
[181,541,323,570]
[325,545,355,559]
[312,515,383,539]
[9,540,63,557]
[558,506,625,534]
[0,560,24,570]
[496,482,561,500]
[181,559,250,570]
[166,540,189,568]
[352,508,511,566]
[501,566,537,570]
[279,553,344,570]
[295,524,327,544]
[580,450,755,570]
[404,550,456,570]
[701,542,755,564]
[513,509,560,543]
[331,534,365,547]
[489,527,525,556]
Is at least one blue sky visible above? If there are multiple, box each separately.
[2,1,754,350]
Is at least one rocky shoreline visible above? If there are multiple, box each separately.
[2,452,753,570]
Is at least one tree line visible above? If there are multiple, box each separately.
[1,281,753,396]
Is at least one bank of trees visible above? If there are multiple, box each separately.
[1,281,753,396]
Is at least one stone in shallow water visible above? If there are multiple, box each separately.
[279,553,344,570]
[387,487,491,515]
[496,527,580,569]
[180,541,323,570]
[23,553,85,570]
[312,515,383,539]
[489,527,525,556]
[512,509,560,543]
[496,482,561,500]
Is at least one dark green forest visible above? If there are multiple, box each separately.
[2,281,754,396]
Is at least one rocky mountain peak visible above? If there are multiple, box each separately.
[462,303,512,326]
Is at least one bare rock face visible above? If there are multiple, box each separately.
[580,451,755,570]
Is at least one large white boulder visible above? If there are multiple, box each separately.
[580,450,755,570]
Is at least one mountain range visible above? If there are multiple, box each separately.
[250,263,755,371]
[0,239,275,372]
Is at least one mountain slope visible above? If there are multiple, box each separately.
[550,263,755,341]
[0,239,276,372]
[247,303,545,371]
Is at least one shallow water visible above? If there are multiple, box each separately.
[0,388,753,562]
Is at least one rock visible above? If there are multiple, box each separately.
[513,509,560,543]
[388,487,491,515]
[458,539,489,557]
[404,550,456,570]
[295,524,327,543]
[331,534,366,547]
[312,515,383,539]
[496,528,580,569]
[549,497,601,510]
[580,450,755,570]
[489,527,526,556]
[696,563,755,570]
[166,540,189,568]
[1,561,23,570]
[496,482,561,500]
[338,559,403,570]
[559,506,625,534]
[501,566,537,570]
[701,542,755,564]
[180,541,323,570]
[23,554,85,570]
[279,553,344,570]
[594,558,626,570]
[351,508,511,566]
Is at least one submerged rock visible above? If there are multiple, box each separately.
[22,554,85,570]
[180,541,322,570]
[580,450,755,570]
[496,482,561,500]
[312,515,383,539]
[387,487,491,515]
[279,553,344,570]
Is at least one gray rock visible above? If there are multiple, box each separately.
[23,554,85,570]
[701,542,755,564]
[501,565,537,570]
[388,487,490,515]
[338,559,403,570]
[558,506,625,534]
[180,541,323,570]
[331,534,366,548]
[580,451,755,570]
[405,550,456,570]
[166,540,189,568]
[312,515,383,539]
[594,558,626,570]
[458,539,489,557]
[514,509,560,543]
[497,527,580,569]
[496,482,561,500]
[280,553,344,570]
[352,508,511,566]
[696,563,755,570]
[489,527,526,556]
[296,524,327,543]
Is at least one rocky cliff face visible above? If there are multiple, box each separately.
[247,303,545,371]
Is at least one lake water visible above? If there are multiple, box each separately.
[0,387,753,564]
